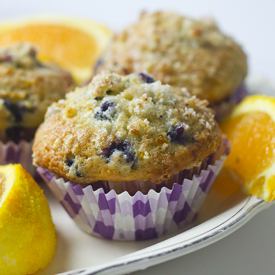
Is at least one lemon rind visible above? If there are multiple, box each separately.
[0,165,16,208]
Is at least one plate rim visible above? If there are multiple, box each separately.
[59,196,273,275]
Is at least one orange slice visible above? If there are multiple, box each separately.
[220,95,275,201]
[0,164,56,274]
[0,15,112,84]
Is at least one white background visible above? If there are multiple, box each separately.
[1,1,275,274]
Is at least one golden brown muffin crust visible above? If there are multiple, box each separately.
[0,43,74,131]
[95,11,248,104]
[33,71,221,184]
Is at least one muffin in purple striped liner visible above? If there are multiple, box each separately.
[33,71,229,240]
[0,43,73,175]
[37,136,229,241]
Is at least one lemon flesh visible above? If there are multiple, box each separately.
[0,164,56,275]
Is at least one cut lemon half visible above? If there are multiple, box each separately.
[0,164,56,274]
[220,95,275,201]
[0,15,112,84]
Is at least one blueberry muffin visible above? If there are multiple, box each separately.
[33,70,221,184]
[0,43,74,143]
[34,71,230,240]
[95,11,248,119]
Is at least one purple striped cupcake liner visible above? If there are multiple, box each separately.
[211,83,248,123]
[0,140,36,176]
[38,137,230,241]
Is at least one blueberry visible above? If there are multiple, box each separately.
[167,126,195,145]
[139,72,155,83]
[75,166,84,177]
[4,101,27,123]
[94,100,115,120]
[101,101,114,111]
[102,140,136,167]
[167,126,184,143]
[102,141,127,158]
[176,126,185,136]
[66,157,74,167]
[94,97,103,101]
[4,100,35,123]
[65,156,83,177]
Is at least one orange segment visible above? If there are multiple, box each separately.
[221,95,275,201]
[222,112,275,181]
[249,176,265,199]
[0,24,97,68]
[0,16,112,84]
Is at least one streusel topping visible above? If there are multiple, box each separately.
[33,71,221,183]
[0,43,73,131]
[95,11,247,103]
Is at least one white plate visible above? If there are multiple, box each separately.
[34,76,275,275]
[36,178,273,275]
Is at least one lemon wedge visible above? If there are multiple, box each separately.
[0,164,56,274]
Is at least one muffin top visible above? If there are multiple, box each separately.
[33,71,221,184]
[95,11,248,104]
[0,43,74,131]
